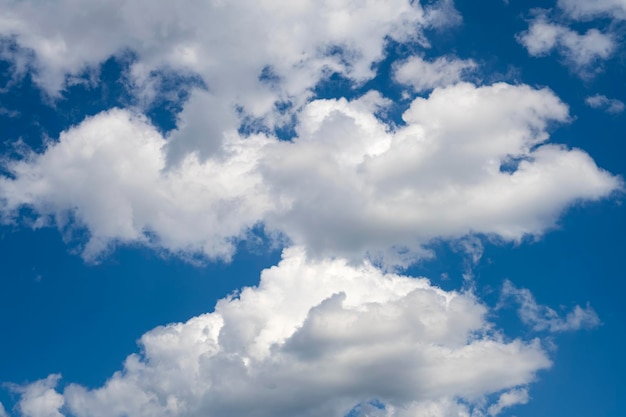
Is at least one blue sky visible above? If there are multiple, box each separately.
[0,1,624,416]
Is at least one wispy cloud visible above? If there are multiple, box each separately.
[501,280,601,332]
[586,94,625,114]
[558,0,626,20]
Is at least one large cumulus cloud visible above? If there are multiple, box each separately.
[14,248,552,417]
[0,82,620,264]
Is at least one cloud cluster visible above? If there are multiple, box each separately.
[0,82,620,264]
[14,248,552,417]
[517,0,626,76]
[0,2,618,417]
[0,0,457,163]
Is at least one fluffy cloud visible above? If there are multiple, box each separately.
[0,1,621,266]
[0,0,458,162]
[558,0,626,20]
[13,248,551,417]
[0,0,430,89]
[487,388,529,416]
[585,94,625,114]
[0,107,273,261]
[393,55,477,92]
[263,82,620,264]
[11,374,65,417]
[517,14,615,73]
[0,82,620,265]
[500,280,601,332]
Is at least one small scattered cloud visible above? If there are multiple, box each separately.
[487,387,530,416]
[501,280,601,332]
[0,107,19,118]
[586,94,625,114]
[394,55,477,92]
[517,13,615,75]
[558,0,626,20]
[9,374,64,417]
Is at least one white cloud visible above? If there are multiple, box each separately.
[0,402,8,417]
[585,94,625,114]
[0,4,616,417]
[15,248,551,417]
[487,388,529,416]
[0,107,272,262]
[394,55,477,92]
[11,375,64,417]
[517,14,615,73]
[501,280,601,332]
[0,0,456,162]
[0,82,620,265]
[558,0,626,20]
[228,82,620,264]
[385,398,473,417]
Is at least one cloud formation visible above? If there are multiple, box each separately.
[487,388,529,416]
[11,374,65,417]
[501,280,601,332]
[0,0,457,163]
[393,55,477,92]
[586,94,625,114]
[14,248,552,417]
[558,0,626,20]
[0,107,272,261]
[0,2,618,417]
[0,83,620,265]
[517,13,615,73]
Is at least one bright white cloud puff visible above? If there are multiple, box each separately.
[9,374,65,417]
[14,248,551,417]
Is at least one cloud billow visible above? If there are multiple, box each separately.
[0,83,620,265]
[17,249,552,417]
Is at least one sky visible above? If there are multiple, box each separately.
[0,0,624,416]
